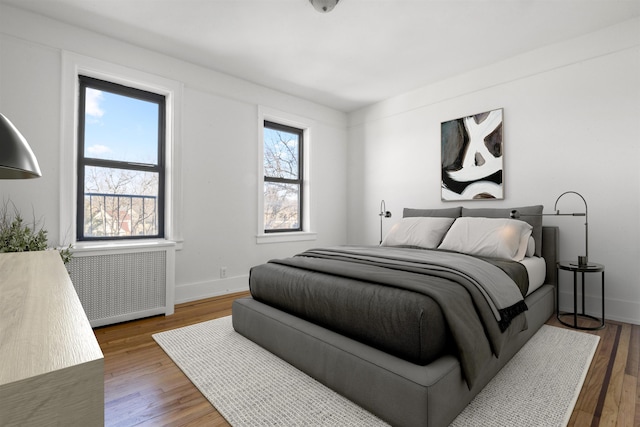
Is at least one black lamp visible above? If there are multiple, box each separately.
[511,191,590,267]
[0,113,42,179]
[378,199,392,245]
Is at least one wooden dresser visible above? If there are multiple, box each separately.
[0,251,104,426]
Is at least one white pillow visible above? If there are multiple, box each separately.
[438,217,533,261]
[382,217,456,249]
[526,236,535,258]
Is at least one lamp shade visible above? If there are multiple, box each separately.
[0,113,42,179]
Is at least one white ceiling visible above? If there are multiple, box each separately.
[2,0,639,112]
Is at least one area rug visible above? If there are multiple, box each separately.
[153,317,599,427]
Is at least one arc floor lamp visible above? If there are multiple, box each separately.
[511,191,591,267]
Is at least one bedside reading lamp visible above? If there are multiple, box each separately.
[511,191,591,267]
[0,113,42,179]
[378,199,392,244]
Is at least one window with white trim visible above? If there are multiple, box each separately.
[59,52,183,248]
[77,76,166,241]
[257,108,315,243]
[263,121,303,233]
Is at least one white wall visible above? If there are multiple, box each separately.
[0,5,348,303]
[347,18,640,325]
[1,4,638,325]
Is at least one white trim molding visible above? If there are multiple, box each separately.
[257,106,316,244]
[59,51,184,248]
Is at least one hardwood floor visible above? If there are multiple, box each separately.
[96,292,639,426]
[96,292,247,426]
[545,316,640,427]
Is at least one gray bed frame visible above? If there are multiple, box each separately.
[232,226,559,427]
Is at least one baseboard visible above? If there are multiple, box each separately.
[558,290,640,326]
[175,275,250,304]
[90,307,167,328]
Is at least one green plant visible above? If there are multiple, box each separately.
[0,214,48,252]
[0,202,72,264]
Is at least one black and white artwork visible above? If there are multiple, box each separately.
[441,108,503,201]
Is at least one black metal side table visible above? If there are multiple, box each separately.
[557,261,605,330]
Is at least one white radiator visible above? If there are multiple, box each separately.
[68,242,176,327]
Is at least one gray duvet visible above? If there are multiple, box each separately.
[249,246,529,388]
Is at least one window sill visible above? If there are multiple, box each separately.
[71,239,180,254]
[256,232,317,244]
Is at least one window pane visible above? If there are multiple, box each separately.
[83,166,159,238]
[264,182,300,231]
[264,127,299,179]
[84,88,159,165]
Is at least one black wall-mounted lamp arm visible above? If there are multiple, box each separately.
[510,190,590,267]
[379,199,392,245]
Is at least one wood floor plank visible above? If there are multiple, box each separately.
[632,325,640,427]
[627,324,639,377]
[617,374,637,427]
[96,292,636,427]
[572,409,595,427]
[601,323,632,426]
[574,324,613,417]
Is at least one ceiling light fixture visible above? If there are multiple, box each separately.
[309,0,340,13]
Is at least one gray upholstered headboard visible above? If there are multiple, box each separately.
[403,206,559,286]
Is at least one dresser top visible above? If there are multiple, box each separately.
[0,251,103,385]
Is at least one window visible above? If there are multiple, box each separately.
[77,76,166,241]
[263,121,303,233]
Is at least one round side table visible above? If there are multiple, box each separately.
[557,261,605,330]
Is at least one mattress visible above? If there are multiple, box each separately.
[522,256,546,295]
[251,261,451,365]
[249,246,530,382]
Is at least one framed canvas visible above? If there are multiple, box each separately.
[441,108,503,201]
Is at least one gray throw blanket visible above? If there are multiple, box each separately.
[270,246,529,388]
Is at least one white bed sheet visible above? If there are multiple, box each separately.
[521,256,547,296]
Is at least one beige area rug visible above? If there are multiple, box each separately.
[153,317,599,427]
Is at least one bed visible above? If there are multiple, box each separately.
[232,205,558,427]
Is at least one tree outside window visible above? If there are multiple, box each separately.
[77,76,165,240]
[263,121,303,232]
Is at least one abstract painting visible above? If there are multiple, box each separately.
[441,108,503,201]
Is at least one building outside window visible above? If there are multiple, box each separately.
[263,120,304,233]
[77,75,166,241]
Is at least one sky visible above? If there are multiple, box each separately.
[84,88,159,165]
